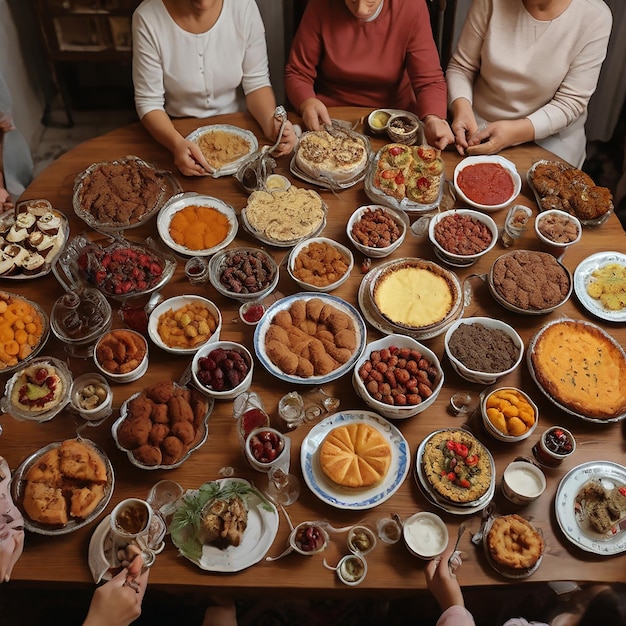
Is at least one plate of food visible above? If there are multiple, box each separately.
[483,513,545,578]
[169,477,278,572]
[11,437,114,535]
[73,156,182,232]
[290,122,371,189]
[0,200,69,279]
[527,159,613,227]
[364,143,445,214]
[112,381,213,470]
[186,124,258,177]
[573,251,626,322]
[240,186,327,247]
[53,233,177,301]
[527,318,626,423]
[415,428,495,513]
[300,410,410,510]
[156,192,238,257]
[253,292,367,385]
[555,461,626,555]
[0,290,50,374]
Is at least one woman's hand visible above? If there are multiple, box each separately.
[83,555,149,626]
[300,98,332,131]
[424,546,465,612]
[450,98,479,156]
[465,119,534,156]
[0,186,13,212]
[270,119,298,157]
[422,115,455,151]
[173,139,213,177]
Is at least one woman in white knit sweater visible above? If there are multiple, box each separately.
[446,0,612,167]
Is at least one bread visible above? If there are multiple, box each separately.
[21,438,109,527]
[320,423,391,488]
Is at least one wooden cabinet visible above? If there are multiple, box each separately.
[31,0,142,125]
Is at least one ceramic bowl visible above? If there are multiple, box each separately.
[289,521,329,555]
[367,109,392,134]
[70,372,113,421]
[347,525,377,556]
[287,237,353,293]
[346,205,408,259]
[428,209,498,267]
[453,155,522,212]
[534,209,582,259]
[444,317,524,385]
[93,329,149,383]
[352,334,444,419]
[147,295,222,354]
[208,246,279,302]
[239,301,266,326]
[481,386,539,442]
[244,427,288,473]
[191,340,253,400]
[386,112,421,145]
[403,512,449,559]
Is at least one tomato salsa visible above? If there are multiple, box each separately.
[457,163,515,206]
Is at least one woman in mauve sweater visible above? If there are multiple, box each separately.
[446,0,612,167]
[284,0,454,150]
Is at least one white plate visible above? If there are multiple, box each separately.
[527,319,626,424]
[156,192,238,257]
[170,478,279,572]
[11,438,114,535]
[482,515,544,578]
[300,410,410,510]
[413,432,495,516]
[555,461,626,555]
[253,292,367,385]
[185,124,258,177]
[527,160,612,227]
[573,251,626,323]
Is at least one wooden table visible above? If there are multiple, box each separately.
[2,107,625,595]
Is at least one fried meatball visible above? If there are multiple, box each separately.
[161,436,184,465]
[148,423,170,446]
[133,444,163,466]
[151,403,169,424]
[168,396,194,422]
[171,421,196,445]
[116,416,151,449]
[126,396,153,421]
[144,381,175,404]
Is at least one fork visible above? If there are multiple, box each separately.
[448,523,466,572]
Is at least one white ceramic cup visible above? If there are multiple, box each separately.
[502,461,547,505]
[110,498,152,540]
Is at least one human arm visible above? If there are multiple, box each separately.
[83,555,149,626]
[425,546,475,626]
[0,456,24,582]
[245,87,297,157]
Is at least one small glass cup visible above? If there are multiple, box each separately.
[266,466,301,506]
[278,391,305,430]
[185,256,210,285]
[376,516,402,544]
[532,426,576,468]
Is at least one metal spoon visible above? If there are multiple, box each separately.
[448,522,466,572]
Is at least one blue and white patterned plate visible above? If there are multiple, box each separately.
[300,410,410,510]
[254,292,367,385]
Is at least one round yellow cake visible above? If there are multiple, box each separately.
[373,265,454,328]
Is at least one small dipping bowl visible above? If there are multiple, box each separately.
[264,174,291,193]
[368,109,392,134]
[502,460,546,505]
[347,525,377,556]
[239,301,266,326]
[70,372,113,421]
[290,521,329,555]
[532,426,576,468]
[534,209,582,260]
[336,554,367,586]
[403,512,449,559]
[244,427,288,473]
[386,112,421,145]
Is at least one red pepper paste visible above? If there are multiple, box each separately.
[457,163,514,206]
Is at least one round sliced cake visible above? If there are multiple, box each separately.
[295,127,368,183]
[372,259,458,329]
[530,320,626,420]
[422,429,492,504]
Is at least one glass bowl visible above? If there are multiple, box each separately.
[208,246,279,302]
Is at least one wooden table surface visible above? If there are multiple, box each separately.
[2,107,625,595]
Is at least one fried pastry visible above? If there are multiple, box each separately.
[487,514,544,570]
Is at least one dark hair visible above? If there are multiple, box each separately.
[577,588,626,626]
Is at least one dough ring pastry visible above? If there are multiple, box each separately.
[487,514,544,570]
